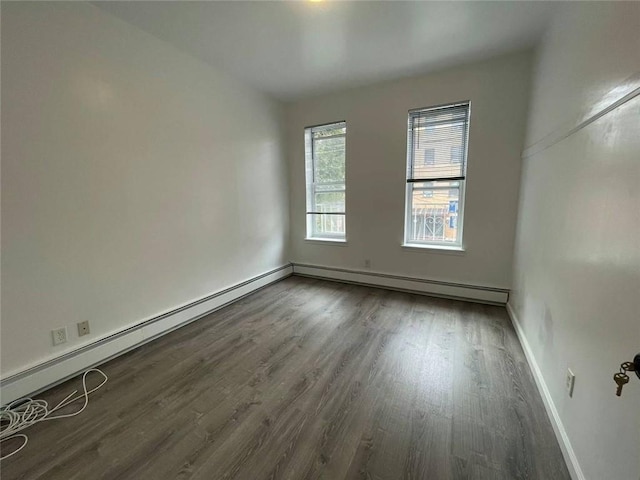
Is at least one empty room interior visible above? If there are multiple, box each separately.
[1,1,638,479]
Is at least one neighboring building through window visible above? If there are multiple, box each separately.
[404,102,470,247]
[304,121,346,240]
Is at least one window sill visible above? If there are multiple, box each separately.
[304,237,348,246]
[401,243,465,255]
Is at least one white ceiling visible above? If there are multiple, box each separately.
[94,1,557,101]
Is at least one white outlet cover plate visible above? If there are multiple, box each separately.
[78,321,90,336]
[52,327,68,346]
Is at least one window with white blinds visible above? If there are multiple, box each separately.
[404,102,470,247]
[304,121,346,240]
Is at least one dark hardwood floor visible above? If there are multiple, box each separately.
[1,276,570,479]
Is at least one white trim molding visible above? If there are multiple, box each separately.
[0,265,293,405]
[292,263,509,305]
[523,72,640,160]
[506,303,585,480]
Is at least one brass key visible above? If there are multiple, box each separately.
[614,372,629,396]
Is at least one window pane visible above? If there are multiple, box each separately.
[408,104,469,181]
[408,183,460,243]
[314,136,345,184]
[308,213,345,237]
[314,191,345,213]
[411,123,465,179]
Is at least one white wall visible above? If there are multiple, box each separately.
[1,2,289,377]
[286,52,532,289]
[510,3,640,480]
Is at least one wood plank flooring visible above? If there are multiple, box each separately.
[1,277,571,479]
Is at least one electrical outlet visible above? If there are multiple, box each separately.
[364,259,371,269]
[52,327,68,346]
[566,368,575,397]
[77,320,90,337]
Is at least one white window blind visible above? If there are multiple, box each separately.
[304,121,346,240]
[405,102,470,247]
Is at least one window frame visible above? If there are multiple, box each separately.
[304,121,347,241]
[403,101,470,249]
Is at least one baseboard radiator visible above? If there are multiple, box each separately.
[292,263,509,305]
[0,264,293,405]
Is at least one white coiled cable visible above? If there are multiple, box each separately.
[0,368,108,460]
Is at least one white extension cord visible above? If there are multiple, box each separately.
[0,368,108,460]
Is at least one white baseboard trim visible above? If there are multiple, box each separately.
[0,264,293,405]
[292,263,509,305]
[506,303,585,480]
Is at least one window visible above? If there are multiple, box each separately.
[450,145,463,164]
[423,148,435,165]
[404,102,470,247]
[304,121,346,240]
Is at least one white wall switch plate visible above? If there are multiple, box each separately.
[566,368,575,397]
